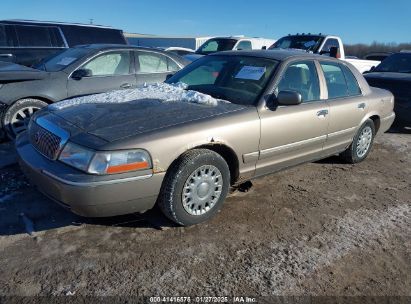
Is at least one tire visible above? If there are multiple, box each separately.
[157,149,230,226]
[340,119,376,164]
[3,98,48,139]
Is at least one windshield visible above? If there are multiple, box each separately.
[269,35,323,52]
[33,48,91,72]
[166,55,279,106]
[196,38,238,55]
[374,53,411,73]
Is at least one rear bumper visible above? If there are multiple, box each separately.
[380,113,396,134]
[16,132,165,217]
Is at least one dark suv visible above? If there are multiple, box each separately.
[0,20,127,66]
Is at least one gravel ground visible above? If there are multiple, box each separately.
[0,129,410,298]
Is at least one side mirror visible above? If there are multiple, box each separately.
[71,68,92,80]
[365,66,376,74]
[277,90,302,106]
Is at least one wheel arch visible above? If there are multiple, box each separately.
[165,142,240,186]
[358,112,381,134]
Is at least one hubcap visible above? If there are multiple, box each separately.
[10,106,41,136]
[182,165,223,216]
[356,126,373,158]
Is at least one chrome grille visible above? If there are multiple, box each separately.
[29,122,62,160]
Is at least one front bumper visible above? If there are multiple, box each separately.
[16,132,165,217]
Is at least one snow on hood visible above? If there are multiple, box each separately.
[50,82,225,110]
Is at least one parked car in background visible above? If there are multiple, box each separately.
[0,20,127,66]
[269,34,380,73]
[16,50,394,226]
[184,36,276,62]
[0,44,187,139]
[364,52,392,62]
[364,52,411,126]
[159,47,195,56]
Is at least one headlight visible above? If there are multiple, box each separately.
[59,142,95,172]
[88,150,152,175]
[59,142,152,175]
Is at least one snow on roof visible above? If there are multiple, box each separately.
[50,82,225,110]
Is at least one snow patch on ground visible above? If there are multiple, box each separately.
[248,203,411,295]
[50,82,224,110]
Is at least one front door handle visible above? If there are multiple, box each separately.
[0,54,13,57]
[120,83,132,89]
[317,109,329,117]
[358,103,366,110]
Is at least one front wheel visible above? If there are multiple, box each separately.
[340,119,376,163]
[157,149,230,226]
[3,98,48,139]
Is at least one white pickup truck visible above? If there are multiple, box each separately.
[185,36,276,62]
[269,34,380,73]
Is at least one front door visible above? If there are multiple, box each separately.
[67,50,137,97]
[256,60,329,176]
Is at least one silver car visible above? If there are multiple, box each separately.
[16,50,395,226]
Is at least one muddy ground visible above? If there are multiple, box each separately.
[0,128,410,298]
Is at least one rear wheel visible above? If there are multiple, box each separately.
[3,98,47,139]
[340,119,375,163]
[157,149,230,226]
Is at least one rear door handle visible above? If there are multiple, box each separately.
[358,103,366,110]
[120,83,132,89]
[317,109,329,117]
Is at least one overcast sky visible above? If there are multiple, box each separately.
[1,0,410,44]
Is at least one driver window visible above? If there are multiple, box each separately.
[82,51,131,76]
[236,40,252,50]
[276,61,320,103]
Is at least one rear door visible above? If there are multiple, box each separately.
[319,61,366,155]
[256,60,329,176]
[134,50,181,85]
[67,50,137,97]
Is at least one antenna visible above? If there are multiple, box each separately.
[89,19,94,24]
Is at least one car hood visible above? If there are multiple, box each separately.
[0,61,49,82]
[48,99,245,143]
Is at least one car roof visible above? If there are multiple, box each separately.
[70,44,187,63]
[73,44,168,52]
[1,19,117,29]
[210,49,328,62]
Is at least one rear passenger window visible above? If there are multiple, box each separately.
[320,62,348,99]
[277,60,320,102]
[136,52,177,73]
[341,64,362,96]
[321,62,362,98]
